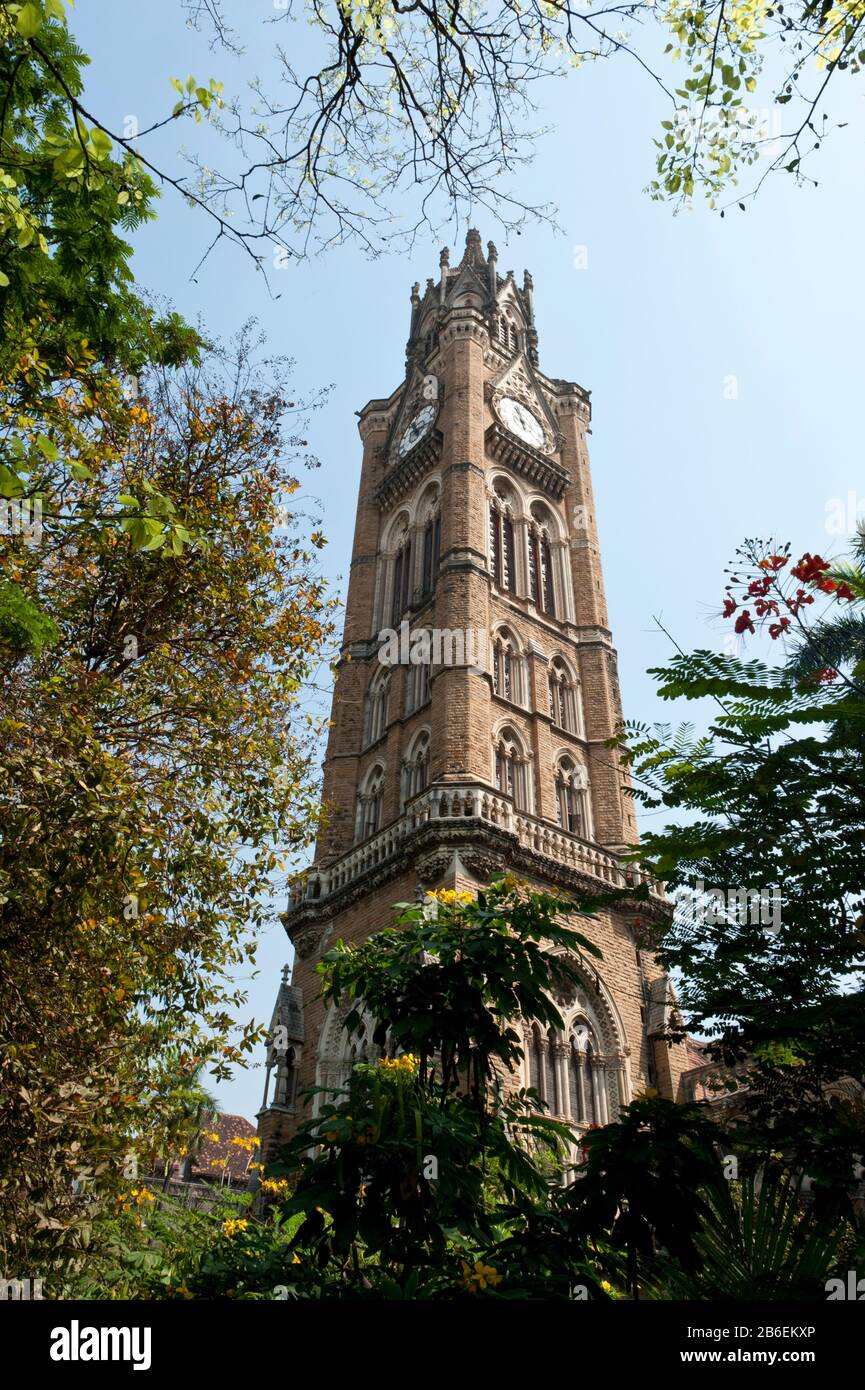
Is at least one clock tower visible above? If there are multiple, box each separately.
[257,230,691,1156]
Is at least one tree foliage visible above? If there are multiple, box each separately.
[0,331,336,1276]
[619,536,865,1187]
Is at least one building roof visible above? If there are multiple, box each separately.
[183,1112,258,1185]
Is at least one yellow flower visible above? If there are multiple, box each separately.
[260,1177,290,1195]
[377,1053,419,1074]
[600,1279,613,1293]
[461,1260,503,1294]
[499,872,528,893]
[222,1218,249,1238]
[428,888,475,905]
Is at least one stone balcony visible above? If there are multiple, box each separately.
[285,781,665,914]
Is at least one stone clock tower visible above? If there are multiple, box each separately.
[257,231,690,1157]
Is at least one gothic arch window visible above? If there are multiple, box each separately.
[567,1021,600,1125]
[548,656,582,735]
[522,978,627,1130]
[525,1024,560,1113]
[405,629,432,714]
[315,1001,384,1114]
[491,625,526,707]
[389,514,413,626]
[419,492,441,598]
[489,485,517,595]
[493,724,531,812]
[498,314,520,355]
[355,763,385,843]
[272,1045,298,1109]
[528,504,556,617]
[555,755,590,838]
[401,728,431,806]
[363,668,390,747]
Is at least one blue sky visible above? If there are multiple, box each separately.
[74,2,864,1118]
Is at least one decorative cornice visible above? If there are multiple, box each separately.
[485,422,570,500]
[374,431,442,511]
[284,816,670,950]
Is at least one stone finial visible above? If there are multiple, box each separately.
[410,281,421,304]
[523,269,535,328]
[463,227,484,264]
[280,962,290,986]
[440,247,450,268]
[488,241,498,301]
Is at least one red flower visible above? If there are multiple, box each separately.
[787,589,815,615]
[768,618,791,639]
[759,554,788,572]
[754,598,779,617]
[836,583,857,602]
[734,610,755,634]
[722,597,738,618]
[748,577,773,598]
[813,667,839,683]
[791,553,830,583]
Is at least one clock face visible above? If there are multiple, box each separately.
[499,396,545,450]
[398,404,436,457]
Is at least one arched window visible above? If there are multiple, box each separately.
[315,1002,383,1113]
[491,626,526,707]
[273,1046,298,1109]
[355,765,385,843]
[402,729,430,805]
[489,490,517,595]
[390,518,413,625]
[548,657,581,734]
[528,514,556,617]
[555,756,590,838]
[494,726,531,811]
[526,1025,559,1112]
[524,979,623,1130]
[498,315,520,354]
[363,668,390,747]
[567,1021,599,1124]
[405,630,432,714]
[420,504,441,597]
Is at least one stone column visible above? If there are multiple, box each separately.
[575,1050,587,1122]
[615,1052,629,1112]
[554,1041,571,1121]
[537,1035,549,1108]
[592,1056,609,1125]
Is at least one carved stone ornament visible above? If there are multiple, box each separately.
[292,923,326,960]
[458,848,505,880]
[415,851,454,885]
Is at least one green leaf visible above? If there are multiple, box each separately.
[69,461,94,481]
[90,128,113,156]
[0,463,24,498]
[16,3,42,38]
[36,434,59,462]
